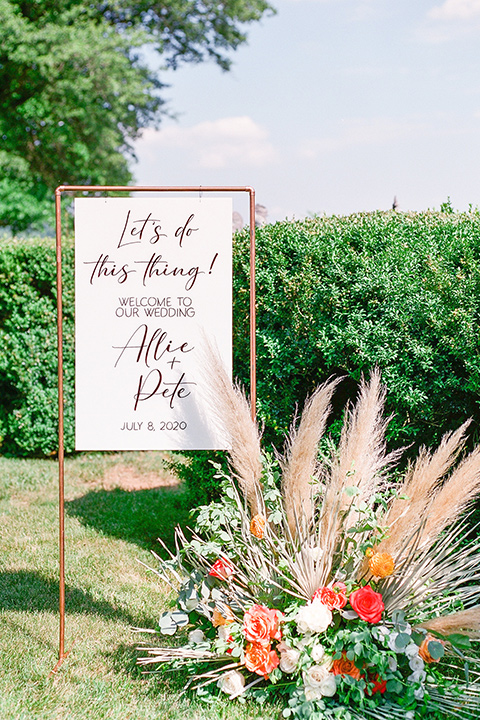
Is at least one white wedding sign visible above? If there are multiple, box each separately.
[74,196,232,450]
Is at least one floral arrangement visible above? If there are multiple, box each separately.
[137,362,480,720]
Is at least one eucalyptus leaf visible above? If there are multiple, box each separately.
[427,640,445,660]
[395,633,411,650]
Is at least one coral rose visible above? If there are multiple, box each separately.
[349,585,384,624]
[312,582,347,610]
[243,604,284,645]
[250,514,266,539]
[368,552,395,578]
[245,642,280,678]
[209,557,235,580]
[331,653,361,681]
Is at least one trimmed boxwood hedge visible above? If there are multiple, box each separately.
[0,237,74,455]
[1,211,480,484]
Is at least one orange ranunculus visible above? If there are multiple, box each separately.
[418,635,444,663]
[250,514,266,539]
[209,557,235,581]
[212,605,234,627]
[368,552,395,578]
[349,585,384,624]
[331,653,361,681]
[243,604,284,645]
[312,582,347,610]
[244,642,280,678]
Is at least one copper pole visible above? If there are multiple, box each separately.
[54,188,66,665]
[248,189,256,421]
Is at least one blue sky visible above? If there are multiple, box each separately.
[133,0,480,223]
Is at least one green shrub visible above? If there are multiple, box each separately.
[234,210,480,449]
[0,236,74,455]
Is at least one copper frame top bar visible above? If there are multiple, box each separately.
[54,184,256,666]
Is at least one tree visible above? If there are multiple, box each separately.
[0,0,273,232]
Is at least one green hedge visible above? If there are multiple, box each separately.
[2,211,480,474]
[0,237,74,455]
[234,210,480,450]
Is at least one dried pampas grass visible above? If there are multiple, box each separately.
[378,422,470,557]
[201,341,263,516]
[419,606,480,639]
[281,378,340,537]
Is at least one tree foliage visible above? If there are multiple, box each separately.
[0,0,273,231]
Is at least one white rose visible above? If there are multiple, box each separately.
[311,643,325,662]
[303,662,335,700]
[278,644,301,674]
[188,629,205,644]
[409,655,424,673]
[296,599,333,634]
[318,674,337,697]
[217,670,245,698]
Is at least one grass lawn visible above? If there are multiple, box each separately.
[0,452,280,720]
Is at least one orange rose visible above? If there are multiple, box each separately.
[209,557,235,581]
[243,604,284,645]
[312,582,347,610]
[331,653,361,681]
[349,585,384,624]
[244,642,279,678]
[250,514,266,539]
[418,635,444,664]
[368,552,395,578]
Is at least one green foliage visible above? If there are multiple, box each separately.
[0,0,274,231]
[0,236,74,455]
[233,210,480,452]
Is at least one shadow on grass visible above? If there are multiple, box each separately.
[109,642,192,693]
[65,486,191,552]
[0,570,155,626]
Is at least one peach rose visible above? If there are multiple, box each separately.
[245,642,280,678]
[243,604,284,645]
[331,653,361,681]
[209,557,235,580]
[312,582,347,610]
[349,585,384,624]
